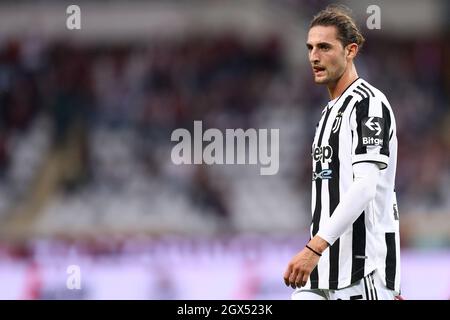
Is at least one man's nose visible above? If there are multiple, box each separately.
[309,48,320,64]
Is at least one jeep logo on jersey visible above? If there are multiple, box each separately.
[313,145,333,163]
[362,117,384,146]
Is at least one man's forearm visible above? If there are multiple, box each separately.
[312,162,381,250]
[308,235,329,254]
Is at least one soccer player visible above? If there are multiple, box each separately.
[283,5,401,300]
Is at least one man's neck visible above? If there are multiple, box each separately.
[327,63,358,100]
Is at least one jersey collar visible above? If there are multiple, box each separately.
[327,77,361,109]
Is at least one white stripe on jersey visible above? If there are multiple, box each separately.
[308,78,400,293]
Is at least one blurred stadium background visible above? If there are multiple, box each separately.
[0,0,449,299]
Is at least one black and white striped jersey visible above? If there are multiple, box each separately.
[307,78,401,293]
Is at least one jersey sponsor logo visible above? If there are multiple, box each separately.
[313,145,333,163]
[312,169,332,181]
[362,117,385,146]
[364,117,383,135]
[362,136,383,146]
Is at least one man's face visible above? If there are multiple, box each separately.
[306,25,347,85]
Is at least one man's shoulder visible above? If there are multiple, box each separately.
[346,78,395,118]
[353,78,389,103]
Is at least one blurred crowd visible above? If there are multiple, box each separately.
[0,28,449,239]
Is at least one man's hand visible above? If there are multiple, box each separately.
[283,247,320,289]
[283,236,329,289]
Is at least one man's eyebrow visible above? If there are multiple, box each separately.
[306,42,332,48]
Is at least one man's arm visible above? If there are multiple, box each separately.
[284,162,380,288]
[314,161,380,247]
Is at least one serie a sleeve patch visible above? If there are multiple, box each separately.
[361,116,385,146]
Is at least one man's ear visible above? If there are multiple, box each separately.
[346,43,359,60]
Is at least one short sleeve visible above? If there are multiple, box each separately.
[350,97,391,170]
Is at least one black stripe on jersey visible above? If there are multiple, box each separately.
[370,273,379,300]
[368,276,375,300]
[310,107,333,289]
[354,98,370,155]
[312,106,333,238]
[357,86,370,97]
[381,103,391,156]
[310,266,319,289]
[328,212,340,287]
[350,212,366,283]
[308,235,319,287]
[354,85,368,96]
[317,108,332,146]
[363,277,371,300]
[385,232,396,290]
[353,89,366,100]
[360,82,375,97]
[311,160,322,238]
[357,85,371,98]
[327,95,353,289]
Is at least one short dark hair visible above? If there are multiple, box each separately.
[310,5,365,50]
